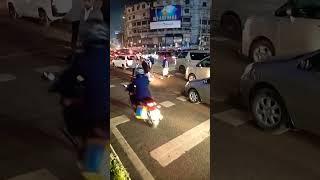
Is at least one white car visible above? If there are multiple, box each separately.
[242,0,320,62]
[112,55,135,69]
[185,56,211,81]
[7,0,71,25]
[176,50,210,74]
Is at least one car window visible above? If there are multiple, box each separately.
[118,56,125,60]
[309,53,320,72]
[275,2,291,17]
[292,0,320,19]
[178,52,188,58]
[199,57,211,67]
[190,53,210,60]
[127,56,135,60]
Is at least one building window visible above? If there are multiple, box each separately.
[137,21,141,26]
[129,16,131,20]
[202,29,206,33]
[202,20,207,24]
[128,9,130,12]
[137,5,140,10]
[133,30,137,33]
[185,0,190,5]
[142,21,147,25]
[132,22,136,26]
[143,13,146,17]
[142,4,145,8]
[203,2,207,7]
[133,15,135,19]
[184,9,189,13]
[183,18,191,22]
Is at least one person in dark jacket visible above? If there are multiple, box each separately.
[128,67,151,106]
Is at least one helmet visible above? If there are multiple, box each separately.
[135,67,145,76]
[83,20,109,46]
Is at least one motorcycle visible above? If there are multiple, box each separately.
[123,83,163,128]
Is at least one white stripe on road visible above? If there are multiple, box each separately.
[176,96,187,102]
[213,109,249,127]
[111,115,154,180]
[150,120,210,167]
[159,101,175,108]
[110,84,116,88]
[0,74,16,82]
[7,169,59,180]
[34,65,63,73]
[120,82,130,86]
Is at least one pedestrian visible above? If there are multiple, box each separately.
[162,55,169,78]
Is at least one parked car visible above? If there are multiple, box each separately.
[112,55,135,69]
[184,78,210,104]
[7,0,71,25]
[213,0,285,40]
[242,0,320,62]
[176,50,210,74]
[185,56,211,81]
[240,50,320,134]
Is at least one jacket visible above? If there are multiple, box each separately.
[132,75,151,101]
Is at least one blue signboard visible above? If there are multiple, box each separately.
[150,5,181,22]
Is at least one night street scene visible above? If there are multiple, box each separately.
[110,0,210,179]
[0,0,108,179]
[212,0,320,179]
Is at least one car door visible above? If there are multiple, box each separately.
[289,53,320,134]
[198,79,210,104]
[276,1,320,56]
[195,57,211,79]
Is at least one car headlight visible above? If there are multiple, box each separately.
[241,63,254,79]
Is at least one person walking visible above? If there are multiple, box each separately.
[162,55,169,79]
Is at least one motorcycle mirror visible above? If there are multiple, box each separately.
[47,73,56,81]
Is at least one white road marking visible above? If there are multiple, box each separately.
[272,125,290,135]
[34,65,63,73]
[7,169,59,180]
[110,84,116,88]
[213,109,249,127]
[176,96,187,102]
[0,74,16,82]
[150,120,210,167]
[111,115,154,180]
[160,101,175,108]
[120,82,130,86]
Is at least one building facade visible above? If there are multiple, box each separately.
[123,0,211,48]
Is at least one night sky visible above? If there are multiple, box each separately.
[110,0,153,38]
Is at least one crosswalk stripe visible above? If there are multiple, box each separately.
[0,74,16,82]
[150,120,210,167]
[110,84,116,88]
[120,82,130,86]
[7,169,59,180]
[176,96,187,102]
[159,101,175,108]
[111,115,154,180]
[213,109,249,127]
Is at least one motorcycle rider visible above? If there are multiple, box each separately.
[127,67,151,109]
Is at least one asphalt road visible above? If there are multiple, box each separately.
[110,67,210,180]
[212,35,320,180]
[0,9,85,180]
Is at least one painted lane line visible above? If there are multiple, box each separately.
[34,65,64,73]
[110,84,116,88]
[176,96,187,102]
[0,74,16,82]
[120,82,130,86]
[213,109,249,127]
[111,115,154,180]
[150,120,210,167]
[7,169,59,180]
[159,101,175,108]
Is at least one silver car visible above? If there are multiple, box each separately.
[240,50,320,134]
[184,78,210,104]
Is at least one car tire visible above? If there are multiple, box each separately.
[221,14,242,41]
[122,64,125,69]
[112,63,115,67]
[188,73,196,81]
[39,9,50,27]
[8,3,18,19]
[249,39,275,62]
[251,88,289,130]
[188,89,200,103]
[179,65,186,74]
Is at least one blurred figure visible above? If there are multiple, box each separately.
[162,55,169,78]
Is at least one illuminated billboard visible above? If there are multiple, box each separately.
[150,5,181,29]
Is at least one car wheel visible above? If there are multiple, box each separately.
[249,39,275,62]
[112,63,115,67]
[221,14,242,41]
[122,64,125,69]
[179,65,185,74]
[188,74,196,81]
[39,9,50,26]
[188,89,200,103]
[251,88,288,130]
[8,3,18,19]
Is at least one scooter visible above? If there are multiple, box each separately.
[123,84,163,128]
